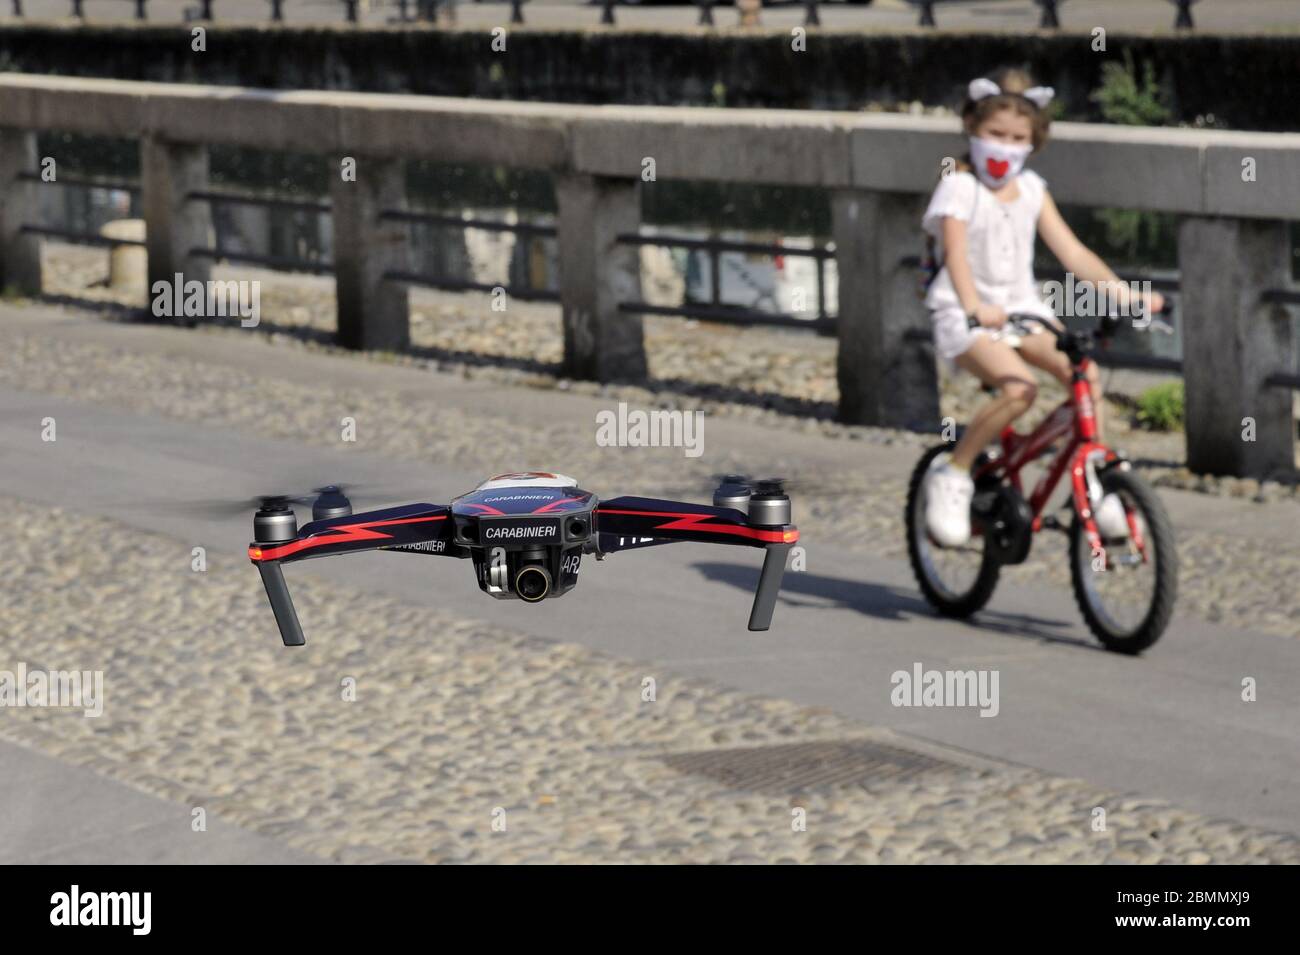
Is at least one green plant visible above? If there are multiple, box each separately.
[1088,52,1175,263]
[1134,381,1185,432]
[1090,51,1172,127]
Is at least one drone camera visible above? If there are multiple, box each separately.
[514,564,552,602]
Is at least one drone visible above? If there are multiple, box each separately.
[247,472,798,646]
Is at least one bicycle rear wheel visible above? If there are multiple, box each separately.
[1069,468,1178,654]
[906,444,1001,617]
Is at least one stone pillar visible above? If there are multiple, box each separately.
[832,189,939,430]
[140,135,211,314]
[554,172,646,382]
[330,156,410,352]
[0,128,42,296]
[1178,216,1294,477]
[100,218,147,295]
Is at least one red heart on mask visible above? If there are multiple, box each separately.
[986,157,1010,179]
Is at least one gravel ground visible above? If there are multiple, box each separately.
[11,247,1300,639]
[3,494,1297,864]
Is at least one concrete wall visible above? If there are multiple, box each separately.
[3,73,1295,219]
[1,74,1296,477]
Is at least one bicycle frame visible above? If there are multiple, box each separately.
[971,357,1138,561]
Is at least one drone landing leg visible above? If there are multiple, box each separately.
[257,561,306,647]
[748,543,793,632]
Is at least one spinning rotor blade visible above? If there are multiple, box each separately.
[174,482,402,519]
[704,473,856,499]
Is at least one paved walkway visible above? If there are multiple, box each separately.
[1,300,1298,862]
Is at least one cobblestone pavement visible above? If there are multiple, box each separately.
[20,248,1300,638]
[3,494,1298,864]
[42,246,1296,484]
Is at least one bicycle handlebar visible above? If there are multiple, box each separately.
[967,301,1176,337]
[965,303,1175,365]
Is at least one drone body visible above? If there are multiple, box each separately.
[248,472,797,646]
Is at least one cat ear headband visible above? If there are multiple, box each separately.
[968,77,1055,110]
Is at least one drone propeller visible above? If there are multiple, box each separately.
[710,474,789,510]
[702,471,866,502]
[174,482,389,520]
[247,484,356,522]
[305,485,353,521]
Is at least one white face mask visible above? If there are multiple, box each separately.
[969,136,1032,188]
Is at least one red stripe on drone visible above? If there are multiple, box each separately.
[596,508,796,543]
[250,515,447,561]
[533,496,584,513]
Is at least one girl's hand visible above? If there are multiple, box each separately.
[973,303,1008,329]
[1143,291,1166,314]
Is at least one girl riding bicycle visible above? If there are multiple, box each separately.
[922,68,1164,548]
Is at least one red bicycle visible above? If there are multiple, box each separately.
[905,311,1179,654]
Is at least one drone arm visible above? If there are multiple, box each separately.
[595,497,792,549]
[249,504,452,647]
[249,504,453,566]
[595,496,798,632]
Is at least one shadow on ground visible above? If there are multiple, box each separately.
[693,559,1095,648]
[34,292,841,418]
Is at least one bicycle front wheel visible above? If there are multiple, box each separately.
[1069,468,1178,654]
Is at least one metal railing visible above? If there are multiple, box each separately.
[0,0,1204,30]
[21,173,842,324]
[27,169,1300,390]
[907,0,1198,30]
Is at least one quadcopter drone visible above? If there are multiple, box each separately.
[247,472,798,646]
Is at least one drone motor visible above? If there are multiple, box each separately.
[311,486,353,522]
[748,479,792,527]
[713,474,753,510]
[253,501,298,543]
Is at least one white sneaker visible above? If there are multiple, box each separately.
[1094,493,1130,540]
[924,461,975,547]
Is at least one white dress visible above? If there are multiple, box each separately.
[921,169,1056,363]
